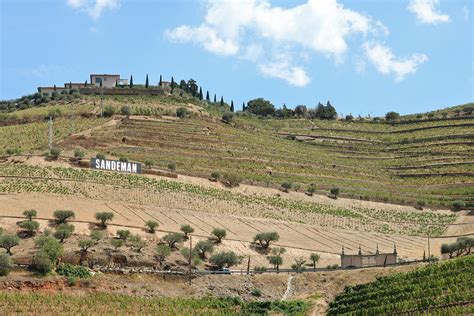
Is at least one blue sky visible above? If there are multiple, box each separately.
[1,0,472,116]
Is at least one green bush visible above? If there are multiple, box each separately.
[53,224,75,243]
[0,234,20,255]
[95,212,114,227]
[209,251,239,269]
[221,173,242,187]
[53,210,75,224]
[96,153,105,160]
[0,253,13,276]
[145,220,159,233]
[330,187,340,198]
[167,163,176,172]
[210,171,221,181]
[103,105,116,117]
[56,263,91,279]
[67,276,77,286]
[222,112,234,123]
[50,148,61,159]
[33,251,53,275]
[120,105,131,116]
[23,209,37,220]
[452,200,465,211]
[211,228,226,243]
[251,288,262,297]
[176,107,189,118]
[117,230,131,240]
[74,149,85,159]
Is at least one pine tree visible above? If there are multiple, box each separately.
[220,96,224,107]
[213,94,217,103]
[159,75,162,87]
[130,75,133,88]
[145,74,149,88]
[206,91,210,102]
[198,87,203,100]
[230,100,234,112]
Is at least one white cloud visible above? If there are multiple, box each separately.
[258,55,311,87]
[407,0,450,24]
[165,0,389,86]
[67,0,120,20]
[363,42,428,82]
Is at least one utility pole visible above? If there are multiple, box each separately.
[427,232,431,264]
[48,116,53,150]
[188,235,192,285]
[247,256,250,275]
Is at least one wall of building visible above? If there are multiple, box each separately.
[90,75,120,88]
[79,87,165,96]
[341,253,397,268]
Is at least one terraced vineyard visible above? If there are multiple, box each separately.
[77,108,473,208]
[0,164,456,237]
[0,292,308,315]
[328,255,474,315]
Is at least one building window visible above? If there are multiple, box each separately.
[103,77,107,81]
[95,78,102,84]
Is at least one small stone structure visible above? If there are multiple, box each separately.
[340,244,397,268]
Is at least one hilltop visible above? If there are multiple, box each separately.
[0,86,473,314]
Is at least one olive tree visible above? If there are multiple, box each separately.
[53,224,75,243]
[180,224,194,239]
[145,220,159,233]
[211,228,226,243]
[194,240,214,259]
[0,253,13,276]
[18,220,40,237]
[95,212,114,228]
[161,232,184,249]
[267,247,285,273]
[53,210,75,224]
[23,209,37,221]
[0,234,20,255]
[209,251,239,270]
[129,234,146,252]
[117,230,131,241]
[155,244,171,266]
[309,253,321,271]
[253,231,280,250]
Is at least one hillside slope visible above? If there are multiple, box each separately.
[328,255,474,315]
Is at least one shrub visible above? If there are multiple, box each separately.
[253,232,279,250]
[291,257,307,273]
[145,220,159,233]
[251,288,262,297]
[95,212,114,228]
[161,232,184,249]
[56,263,91,278]
[254,266,267,273]
[103,105,116,117]
[210,171,221,181]
[416,200,426,209]
[281,182,292,193]
[0,234,20,255]
[119,156,128,162]
[96,153,105,160]
[117,230,131,241]
[89,229,104,242]
[221,173,242,187]
[145,160,154,169]
[155,244,171,263]
[73,149,85,159]
[452,200,465,211]
[211,228,226,243]
[40,238,64,263]
[67,276,77,286]
[345,114,354,121]
[385,111,400,122]
[120,105,132,116]
[33,251,53,275]
[307,185,316,196]
[0,254,12,276]
[176,107,189,118]
[53,224,74,243]
[209,251,239,269]
[195,240,214,259]
[167,162,176,172]
[129,234,146,252]
[78,239,94,252]
[111,238,124,250]
[330,187,340,198]
[18,220,40,237]
[222,112,234,123]
[50,148,61,159]
[180,224,194,238]
[53,210,75,224]
[23,209,37,220]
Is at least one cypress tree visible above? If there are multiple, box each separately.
[198,87,203,100]
[115,80,118,87]
[206,91,210,102]
[230,100,234,112]
[145,74,149,88]
[159,75,162,87]
[69,81,72,89]
[84,80,87,87]
[53,85,56,91]
[220,96,224,107]
[100,80,103,87]
[171,77,175,93]
[130,75,133,88]
[213,94,217,103]
[242,102,246,111]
